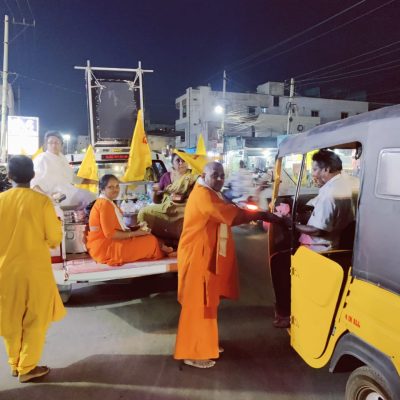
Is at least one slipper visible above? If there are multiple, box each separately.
[19,366,50,383]
[183,359,216,369]
[11,370,18,377]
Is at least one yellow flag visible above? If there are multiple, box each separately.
[121,110,152,182]
[32,146,43,160]
[77,145,98,181]
[76,144,99,194]
[174,150,209,175]
[196,134,206,155]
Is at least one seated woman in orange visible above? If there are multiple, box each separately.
[87,174,172,266]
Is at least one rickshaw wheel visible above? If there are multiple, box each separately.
[345,366,392,400]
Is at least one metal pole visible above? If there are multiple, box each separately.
[221,70,227,154]
[221,70,226,134]
[86,60,96,146]
[286,78,295,135]
[138,61,144,124]
[0,15,9,162]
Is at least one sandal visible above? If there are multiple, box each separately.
[19,365,50,383]
[183,359,216,369]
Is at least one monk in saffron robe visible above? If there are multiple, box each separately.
[174,162,282,368]
[0,156,66,383]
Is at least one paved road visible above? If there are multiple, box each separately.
[0,226,348,400]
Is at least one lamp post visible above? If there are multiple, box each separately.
[62,133,71,154]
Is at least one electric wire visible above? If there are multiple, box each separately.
[26,0,34,21]
[13,72,84,95]
[14,0,23,19]
[297,63,400,87]
[3,0,14,18]
[231,0,397,74]
[226,0,367,71]
[204,0,369,83]
[9,24,28,43]
[297,57,400,84]
[294,39,400,80]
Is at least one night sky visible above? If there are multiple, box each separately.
[1,0,400,137]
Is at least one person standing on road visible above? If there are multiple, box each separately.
[0,155,66,383]
[174,161,283,368]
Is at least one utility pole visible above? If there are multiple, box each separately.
[0,15,35,162]
[286,78,295,135]
[221,70,226,136]
[220,70,227,154]
[0,15,9,162]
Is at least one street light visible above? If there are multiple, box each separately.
[62,134,71,153]
[214,105,224,114]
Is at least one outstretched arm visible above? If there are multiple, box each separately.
[232,209,284,226]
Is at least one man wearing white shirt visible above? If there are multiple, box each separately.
[272,149,358,328]
[296,149,358,251]
[31,131,95,208]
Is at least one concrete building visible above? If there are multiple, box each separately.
[175,81,368,151]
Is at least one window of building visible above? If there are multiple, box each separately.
[341,112,349,119]
[273,96,279,107]
[260,107,268,113]
[311,110,319,117]
[248,106,256,115]
[182,99,187,118]
[375,149,400,200]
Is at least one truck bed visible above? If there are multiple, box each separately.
[53,255,177,284]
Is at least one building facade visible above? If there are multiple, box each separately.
[175,82,368,151]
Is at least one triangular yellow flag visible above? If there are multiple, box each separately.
[174,150,209,175]
[77,145,98,181]
[32,146,43,160]
[196,134,206,156]
[121,110,152,182]
[75,145,99,194]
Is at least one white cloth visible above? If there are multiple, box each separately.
[31,151,95,208]
[197,177,229,258]
[299,173,358,251]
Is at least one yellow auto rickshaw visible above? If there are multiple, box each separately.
[268,104,400,399]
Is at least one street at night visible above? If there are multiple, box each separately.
[0,226,348,400]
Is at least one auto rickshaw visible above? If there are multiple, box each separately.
[268,104,400,399]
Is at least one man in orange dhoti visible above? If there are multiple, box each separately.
[174,162,282,368]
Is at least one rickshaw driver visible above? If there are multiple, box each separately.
[295,149,357,252]
[272,149,358,328]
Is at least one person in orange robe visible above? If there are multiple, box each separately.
[86,174,172,266]
[174,162,282,368]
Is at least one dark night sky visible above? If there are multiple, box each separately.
[1,0,400,137]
